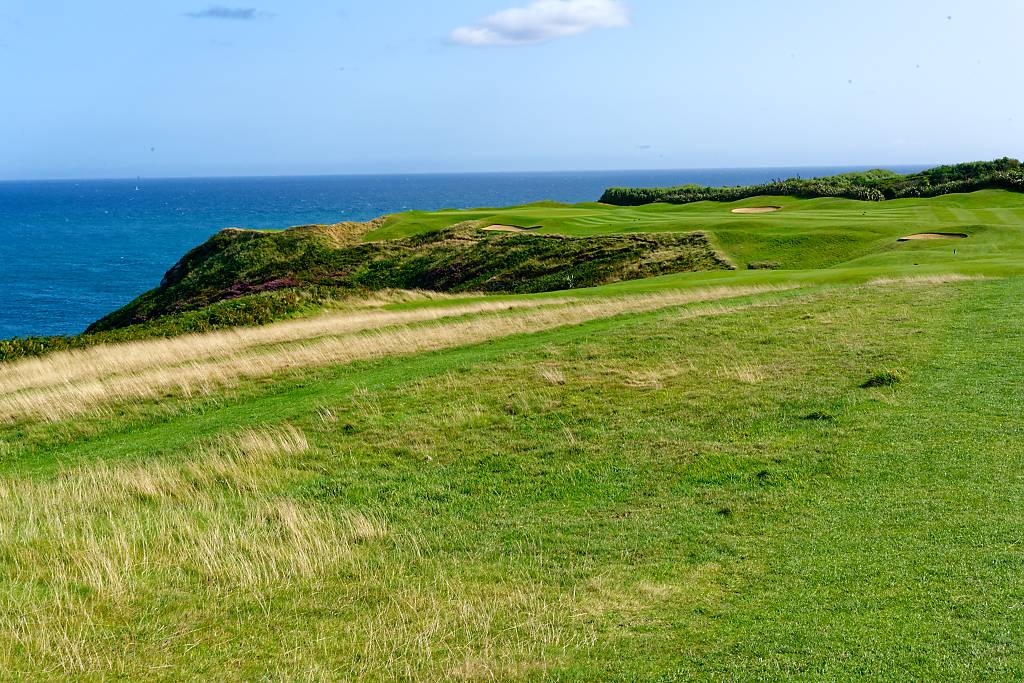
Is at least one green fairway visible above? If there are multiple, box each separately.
[1,190,1023,679]
[371,190,1024,273]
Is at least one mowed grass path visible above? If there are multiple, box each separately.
[0,276,1020,679]
[683,278,1024,680]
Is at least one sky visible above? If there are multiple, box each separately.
[0,0,1021,180]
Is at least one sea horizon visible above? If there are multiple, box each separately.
[0,162,939,185]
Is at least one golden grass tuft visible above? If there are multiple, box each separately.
[536,365,567,386]
[354,288,480,306]
[227,423,309,459]
[867,273,986,286]
[621,362,688,389]
[314,404,338,425]
[721,363,768,385]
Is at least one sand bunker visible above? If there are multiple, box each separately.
[897,232,968,242]
[731,206,782,214]
[482,224,541,233]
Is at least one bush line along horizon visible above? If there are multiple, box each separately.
[599,157,1023,205]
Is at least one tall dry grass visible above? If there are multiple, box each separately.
[0,425,385,675]
[0,297,571,395]
[866,273,985,286]
[0,420,600,679]
[0,286,793,422]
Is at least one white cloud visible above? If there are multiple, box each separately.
[450,0,629,47]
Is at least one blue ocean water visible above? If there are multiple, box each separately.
[0,166,923,339]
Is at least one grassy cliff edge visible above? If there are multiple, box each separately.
[87,221,732,332]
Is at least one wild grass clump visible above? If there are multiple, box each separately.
[747,261,781,270]
[0,424,387,673]
[861,369,908,388]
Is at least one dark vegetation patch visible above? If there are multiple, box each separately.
[861,369,908,388]
[803,411,836,421]
[87,221,732,333]
[601,158,1023,206]
[747,261,782,270]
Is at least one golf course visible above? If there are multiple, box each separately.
[1,172,1023,680]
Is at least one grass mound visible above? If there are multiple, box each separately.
[88,221,732,332]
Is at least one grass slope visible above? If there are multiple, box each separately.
[88,221,729,332]
[0,277,1020,679]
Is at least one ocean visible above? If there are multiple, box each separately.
[0,166,923,339]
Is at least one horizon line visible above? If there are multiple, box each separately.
[0,162,941,185]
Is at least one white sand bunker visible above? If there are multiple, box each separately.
[898,232,968,242]
[482,224,541,233]
[731,206,782,214]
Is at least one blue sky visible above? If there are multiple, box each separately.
[0,0,1021,179]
